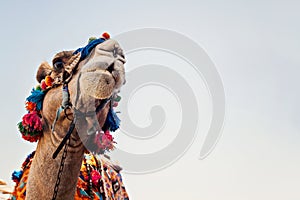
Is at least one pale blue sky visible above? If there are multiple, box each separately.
[0,1,300,199]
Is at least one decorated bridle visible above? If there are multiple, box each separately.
[18,32,121,155]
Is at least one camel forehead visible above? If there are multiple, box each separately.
[96,39,123,52]
[84,40,124,64]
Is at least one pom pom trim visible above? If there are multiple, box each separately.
[19,75,53,142]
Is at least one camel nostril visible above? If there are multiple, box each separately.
[107,63,114,73]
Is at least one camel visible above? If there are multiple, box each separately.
[2,33,129,200]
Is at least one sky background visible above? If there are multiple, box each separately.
[0,0,300,199]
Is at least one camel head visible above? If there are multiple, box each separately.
[35,36,126,153]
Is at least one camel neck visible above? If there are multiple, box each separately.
[25,87,85,200]
[25,129,84,200]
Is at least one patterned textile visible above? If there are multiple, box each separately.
[11,152,129,200]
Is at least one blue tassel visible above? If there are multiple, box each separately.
[12,170,23,181]
[105,108,120,132]
[26,88,45,111]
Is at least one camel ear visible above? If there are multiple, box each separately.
[36,62,52,83]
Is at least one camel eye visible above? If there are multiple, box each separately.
[54,61,64,70]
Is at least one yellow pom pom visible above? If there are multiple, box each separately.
[45,76,53,87]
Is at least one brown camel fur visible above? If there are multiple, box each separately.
[25,39,126,200]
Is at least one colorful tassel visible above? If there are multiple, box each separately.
[18,111,43,142]
[26,88,45,111]
[94,130,115,154]
[12,170,23,184]
[91,170,101,186]
[102,32,110,40]
[105,108,120,132]
[22,111,43,131]
[25,102,36,112]
[11,151,35,184]
[20,78,47,142]
[45,75,53,87]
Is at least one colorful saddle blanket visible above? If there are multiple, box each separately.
[11,151,129,200]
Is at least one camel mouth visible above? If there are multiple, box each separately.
[95,98,110,114]
[82,60,114,73]
[81,97,113,153]
[79,59,125,101]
